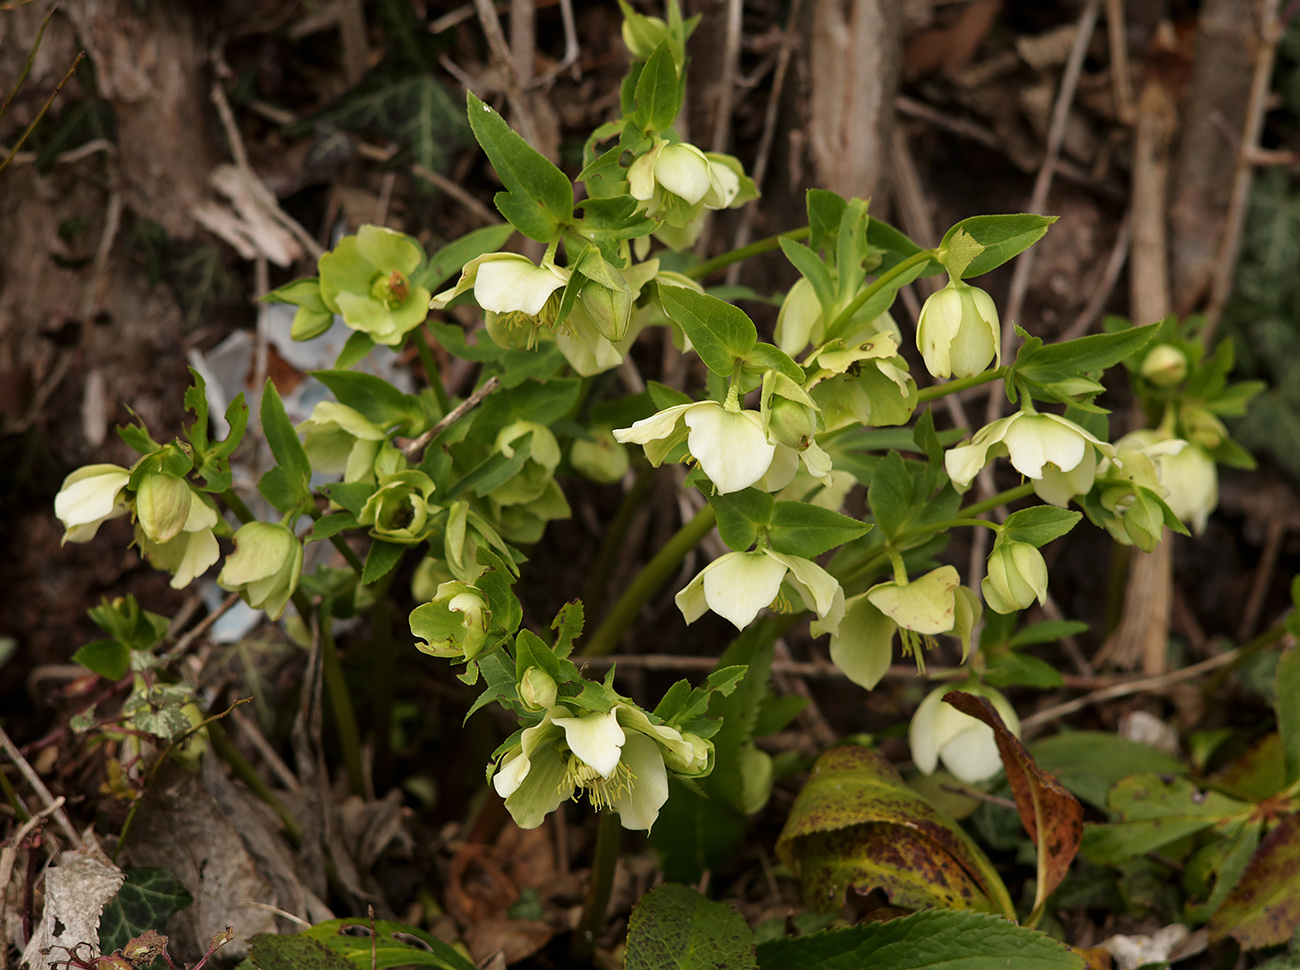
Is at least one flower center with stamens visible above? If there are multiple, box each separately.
[561,755,637,812]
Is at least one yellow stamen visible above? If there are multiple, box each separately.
[560,754,637,812]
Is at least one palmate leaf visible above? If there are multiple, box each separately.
[296,58,468,177]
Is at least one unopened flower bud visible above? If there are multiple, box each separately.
[982,540,1048,614]
[916,281,1000,380]
[410,581,492,661]
[519,666,558,711]
[570,430,631,484]
[621,8,670,60]
[766,395,817,451]
[1181,407,1227,451]
[1140,344,1188,387]
[135,472,194,545]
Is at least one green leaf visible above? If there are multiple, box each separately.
[260,380,310,501]
[807,189,847,255]
[1001,507,1082,547]
[767,503,869,559]
[625,883,757,970]
[467,92,572,240]
[1029,732,1187,809]
[711,489,774,550]
[866,450,912,539]
[99,868,194,959]
[648,779,749,885]
[658,285,757,377]
[1016,323,1159,385]
[362,539,405,585]
[742,343,805,384]
[312,369,421,430]
[1278,647,1300,786]
[633,41,681,133]
[981,651,1063,690]
[1208,811,1300,949]
[73,639,131,681]
[779,237,836,315]
[1081,774,1252,864]
[939,214,1057,279]
[551,600,584,658]
[334,331,376,370]
[756,909,1084,970]
[413,223,516,291]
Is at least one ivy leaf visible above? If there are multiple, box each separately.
[99,868,193,960]
[73,639,131,681]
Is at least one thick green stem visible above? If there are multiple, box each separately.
[571,810,622,964]
[580,504,717,657]
[413,327,451,415]
[322,614,367,798]
[824,248,937,340]
[218,488,256,525]
[687,226,810,280]
[915,367,1007,404]
[582,465,656,617]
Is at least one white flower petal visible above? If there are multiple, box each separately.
[674,563,712,624]
[701,551,788,629]
[1002,414,1085,478]
[493,748,531,798]
[765,550,841,624]
[610,733,669,831]
[684,406,775,494]
[908,688,946,774]
[553,709,625,779]
[756,444,800,492]
[654,144,712,206]
[55,466,130,530]
[941,723,1004,784]
[474,258,567,316]
[613,403,694,445]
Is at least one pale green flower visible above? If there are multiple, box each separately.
[676,547,843,632]
[217,521,303,619]
[410,581,491,661]
[909,684,1019,784]
[490,705,706,831]
[359,471,439,543]
[299,402,387,483]
[1140,344,1188,387]
[54,464,131,544]
[862,566,981,666]
[318,225,430,346]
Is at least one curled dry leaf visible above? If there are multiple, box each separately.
[942,690,1084,916]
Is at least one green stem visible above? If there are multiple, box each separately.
[413,327,451,415]
[687,226,810,280]
[915,367,1006,404]
[305,506,366,576]
[369,571,398,789]
[219,489,367,796]
[824,248,937,340]
[839,483,1037,589]
[581,465,656,617]
[580,504,717,656]
[322,612,367,798]
[571,809,622,964]
[207,720,303,844]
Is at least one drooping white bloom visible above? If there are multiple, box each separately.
[909,685,1019,784]
[55,464,132,544]
[982,540,1049,614]
[490,705,706,831]
[613,400,776,494]
[675,547,844,632]
[430,253,570,343]
[945,410,1115,492]
[916,281,1001,379]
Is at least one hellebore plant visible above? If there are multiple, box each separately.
[53,6,1271,959]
